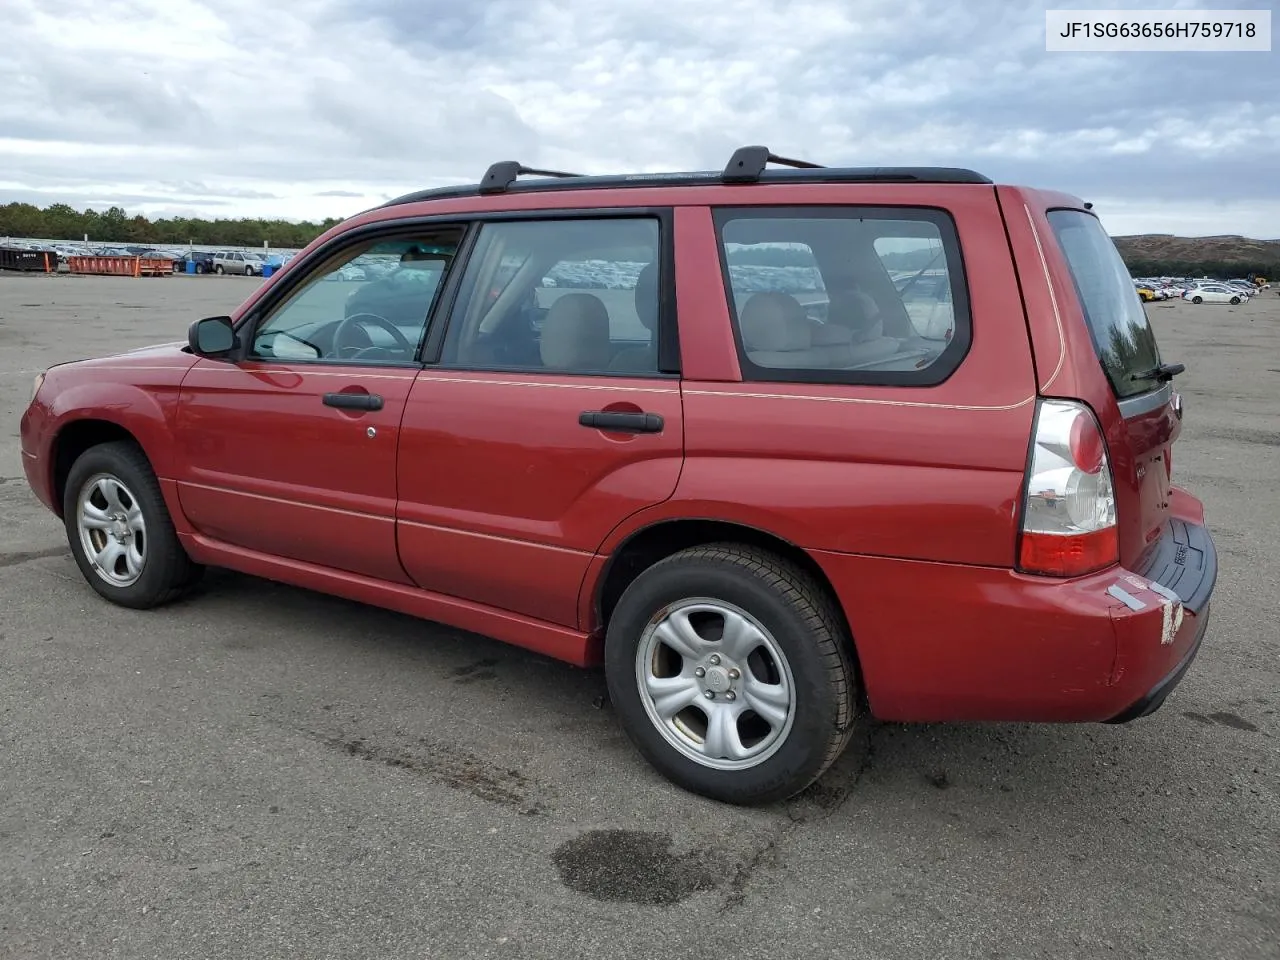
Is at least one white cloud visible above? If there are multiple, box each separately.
[0,0,1276,236]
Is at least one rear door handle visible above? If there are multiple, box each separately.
[323,392,383,411]
[579,410,664,433]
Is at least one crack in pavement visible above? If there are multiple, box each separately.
[720,721,881,913]
[0,546,70,569]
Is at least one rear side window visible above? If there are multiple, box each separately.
[713,206,971,385]
[1046,209,1163,399]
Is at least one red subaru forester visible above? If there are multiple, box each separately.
[19,148,1217,805]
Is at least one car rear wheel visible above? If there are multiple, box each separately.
[604,543,860,805]
[62,440,203,609]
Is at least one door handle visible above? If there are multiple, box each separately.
[578,410,664,433]
[323,392,383,411]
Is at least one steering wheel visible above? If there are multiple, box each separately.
[332,311,415,360]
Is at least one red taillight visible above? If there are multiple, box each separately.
[1017,399,1119,578]
[1019,528,1119,578]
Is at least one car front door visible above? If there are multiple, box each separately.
[173,226,464,583]
[396,212,684,628]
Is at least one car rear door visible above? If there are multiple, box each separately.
[173,225,466,583]
[395,211,683,628]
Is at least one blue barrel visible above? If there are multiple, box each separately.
[262,263,274,278]
[185,259,196,274]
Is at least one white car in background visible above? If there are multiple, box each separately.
[1183,283,1247,304]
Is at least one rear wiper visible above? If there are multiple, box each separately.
[1131,362,1185,382]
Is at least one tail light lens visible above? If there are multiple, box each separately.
[1017,399,1118,577]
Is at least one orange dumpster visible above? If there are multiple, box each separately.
[67,256,172,277]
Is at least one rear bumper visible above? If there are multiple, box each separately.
[811,512,1217,724]
[1105,601,1209,723]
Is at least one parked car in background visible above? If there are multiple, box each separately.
[173,251,217,274]
[213,251,266,276]
[19,148,1218,805]
[1184,283,1246,304]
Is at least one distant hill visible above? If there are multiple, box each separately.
[1114,234,1280,277]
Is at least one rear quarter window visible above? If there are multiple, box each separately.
[712,206,971,386]
[1046,209,1163,399]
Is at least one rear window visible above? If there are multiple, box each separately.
[713,206,971,386]
[1046,209,1163,399]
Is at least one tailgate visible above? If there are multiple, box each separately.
[1042,209,1181,566]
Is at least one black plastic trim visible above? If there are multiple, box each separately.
[418,221,482,364]
[709,204,975,388]
[1104,600,1210,724]
[722,145,824,182]
[1132,517,1218,615]
[579,410,664,433]
[480,161,584,194]
[323,392,383,411]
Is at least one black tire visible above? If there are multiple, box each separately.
[1192,296,1203,304]
[604,543,861,805]
[1231,296,1240,304]
[214,264,224,275]
[62,440,203,609]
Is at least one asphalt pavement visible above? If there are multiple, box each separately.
[1,272,1277,960]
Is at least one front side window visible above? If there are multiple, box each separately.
[440,217,663,375]
[249,230,462,365]
[713,207,970,385]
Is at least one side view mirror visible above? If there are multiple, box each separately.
[188,315,237,358]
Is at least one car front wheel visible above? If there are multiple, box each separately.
[62,440,203,609]
[1192,296,1203,304]
[604,543,861,805]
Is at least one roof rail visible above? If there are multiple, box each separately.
[479,161,584,194]
[380,158,993,208]
[723,145,824,183]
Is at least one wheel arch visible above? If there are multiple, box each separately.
[50,419,148,518]
[591,517,863,677]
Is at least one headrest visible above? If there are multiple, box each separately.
[634,261,659,332]
[540,293,611,371]
[739,292,812,352]
[825,288,883,341]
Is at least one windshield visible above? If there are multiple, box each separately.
[1046,209,1163,399]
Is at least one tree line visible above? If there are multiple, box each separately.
[0,202,340,249]
[1120,257,1278,280]
[3,200,1277,278]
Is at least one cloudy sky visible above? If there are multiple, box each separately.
[1,0,1276,237]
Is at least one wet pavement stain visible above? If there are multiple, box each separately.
[451,657,500,684]
[1207,711,1260,732]
[1184,710,1260,732]
[308,729,547,815]
[552,829,718,905]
